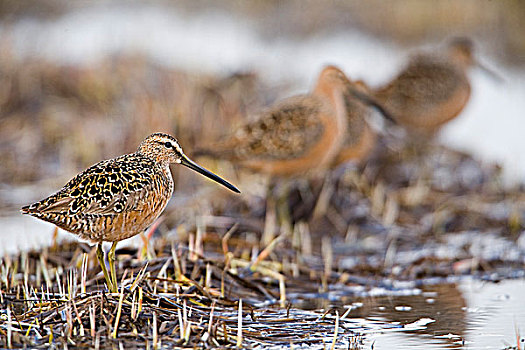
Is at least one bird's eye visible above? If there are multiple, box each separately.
[164,141,172,148]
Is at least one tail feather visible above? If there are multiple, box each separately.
[20,201,46,215]
[20,204,35,215]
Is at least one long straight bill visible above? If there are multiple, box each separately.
[476,60,504,83]
[180,155,240,193]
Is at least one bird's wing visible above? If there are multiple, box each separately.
[25,155,157,216]
[212,95,325,160]
[379,54,461,104]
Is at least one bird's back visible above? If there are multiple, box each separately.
[375,54,471,130]
[194,66,352,176]
[195,95,337,176]
[21,153,173,242]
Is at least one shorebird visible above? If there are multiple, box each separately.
[194,65,350,177]
[333,79,377,166]
[21,133,240,292]
[372,37,487,133]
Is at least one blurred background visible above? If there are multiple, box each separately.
[1,0,525,251]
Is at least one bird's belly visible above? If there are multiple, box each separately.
[77,185,171,243]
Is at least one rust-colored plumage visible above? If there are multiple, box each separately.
[333,79,377,166]
[21,133,239,291]
[195,65,350,177]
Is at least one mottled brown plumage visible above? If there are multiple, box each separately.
[21,133,239,291]
[373,37,475,133]
[194,65,350,177]
[22,154,171,243]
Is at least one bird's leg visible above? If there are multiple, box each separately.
[96,243,114,292]
[107,242,118,292]
[262,194,277,246]
[139,232,148,261]
[312,172,334,220]
[276,180,293,237]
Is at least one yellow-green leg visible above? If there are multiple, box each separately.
[107,242,118,292]
[96,243,114,292]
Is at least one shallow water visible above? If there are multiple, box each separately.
[292,279,525,349]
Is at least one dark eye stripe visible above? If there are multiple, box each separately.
[157,140,172,148]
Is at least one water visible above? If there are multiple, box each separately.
[293,279,525,349]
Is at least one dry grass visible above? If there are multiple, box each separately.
[0,238,368,348]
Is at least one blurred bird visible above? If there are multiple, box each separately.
[21,133,240,292]
[193,66,354,235]
[332,79,377,166]
[194,65,350,177]
[370,37,496,134]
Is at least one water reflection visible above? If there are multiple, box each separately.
[291,279,524,349]
[370,284,467,348]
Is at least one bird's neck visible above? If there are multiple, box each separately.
[313,79,332,101]
[314,82,347,131]
[137,149,172,168]
[313,80,349,169]
[448,50,473,71]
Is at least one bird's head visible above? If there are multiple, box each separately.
[447,37,475,68]
[314,65,351,98]
[138,133,240,193]
[138,133,185,164]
